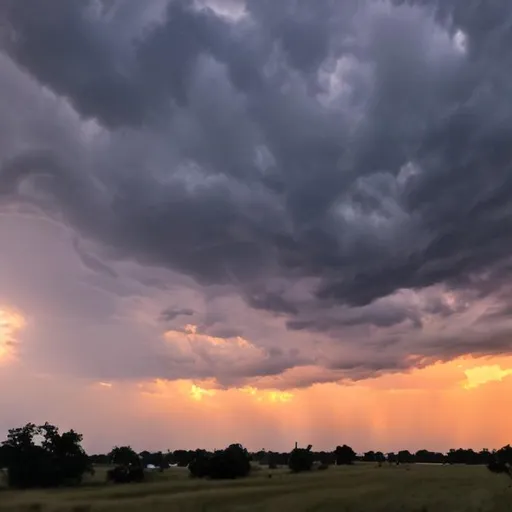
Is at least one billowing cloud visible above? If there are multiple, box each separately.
[1,0,512,403]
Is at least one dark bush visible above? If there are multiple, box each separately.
[335,445,356,465]
[106,465,145,484]
[496,445,512,465]
[487,461,512,478]
[188,451,211,478]
[189,444,251,480]
[288,445,314,473]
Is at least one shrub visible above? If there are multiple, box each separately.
[487,460,511,478]
[106,465,145,484]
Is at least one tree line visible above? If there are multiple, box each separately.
[2,422,512,489]
[93,446,511,468]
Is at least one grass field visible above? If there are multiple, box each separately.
[1,464,511,511]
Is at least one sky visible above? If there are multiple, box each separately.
[1,0,512,455]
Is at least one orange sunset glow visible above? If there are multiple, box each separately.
[0,307,24,362]
[1,299,511,453]
[91,354,510,453]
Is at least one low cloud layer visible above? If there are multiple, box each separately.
[1,0,512,392]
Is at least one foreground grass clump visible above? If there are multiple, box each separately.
[1,464,512,511]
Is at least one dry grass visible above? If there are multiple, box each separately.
[0,464,511,511]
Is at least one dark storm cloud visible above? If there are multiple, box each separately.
[160,307,195,322]
[287,303,422,332]
[245,291,299,316]
[73,238,118,279]
[3,0,512,380]
[0,0,145,127]
[0,0,263,128]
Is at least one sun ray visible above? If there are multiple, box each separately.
[0,307,25,362]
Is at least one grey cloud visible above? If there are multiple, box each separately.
[73,238,118,279]
[287,302,422,332]
[201,325,243,339]
[425,332,512,361]
[0,0,156,127]
[160,307,194,322]
[477,303,512,324]
[3,0,512,384]
[0,0,262,128]
[245,290,299,316]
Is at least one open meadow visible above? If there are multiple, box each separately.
[1,464,512,512]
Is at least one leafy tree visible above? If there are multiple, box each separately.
[109,446,140,466]
[398,450,413,464]
[1,422,91,488]
[172,449,197,467]
[496,445,512,465]
[375,452,386,464]
[189,444,251,479]
[288,444,314,472]
[209,444,251,479]
[415,449,445,464]
[446,448,483,465]
[362,451,376,462]
[188,450,211,478]
[335,445,356,465]
[387,452,397,464]
[0,444,10,468]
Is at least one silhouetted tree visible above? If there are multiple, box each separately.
[398,450,413,464]
[188,450,211,478]
[335,445,356,465]
[1,423,92,488]
[362,451,376,462]
[189,444,251,479]
[109,446,140,466]
[317,451,336,465]
[209,444,251,479]
[375,452,386,465]
[496,445,512,465]
[173,449,197,467]
[288,444,314,472]
[446,448,485,465]
[267,452,278,469]
[414,450,445,464]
